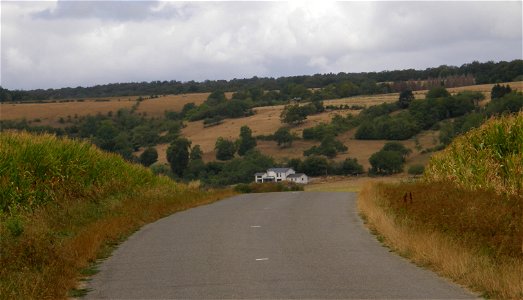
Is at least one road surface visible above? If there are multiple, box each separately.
[86,192,474,299]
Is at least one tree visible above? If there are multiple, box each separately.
[215,137,236,161]
[286,158,303,172]
[301,156,329,176]
[166,137,191,177]
[382,142,412,161]
[274,127,293,148]
[184,159,206,181]
[304,135,347,158]
[426,87,450,99]
[113,132,134,160]
[94,120,118,151]
[340,158,364,175]
[190,144,203,161]
[237,126,257,156]
[280,104,308,125]
[491,84,512,100]
[369,150,404,175]
[398,90,414,109]
[140,147,158,167]
[205,90,226,106]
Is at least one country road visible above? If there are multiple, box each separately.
[86,192,474,299]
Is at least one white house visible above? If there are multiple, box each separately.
[287,173,309,184]
[255,168,308,184]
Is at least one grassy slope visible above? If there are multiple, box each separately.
[357,113,523,298]
[0,131,235,299]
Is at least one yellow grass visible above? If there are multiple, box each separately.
[0,98,135,125]
[0,92,232,126]
[304,175,403,192]
[358,182,523,298]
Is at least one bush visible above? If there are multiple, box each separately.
[234,183,252,193]
[303,135,347,158]
[139,147,158,167]
[340,158,364,175]
[369,150,404,175]
[407,164,425,175]
[235,182,304,193]
[426,86,450,99]
[215,137,236,161]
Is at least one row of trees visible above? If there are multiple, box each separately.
[2,59,520,102]
[439,90,523,146]
[355,87,483,140]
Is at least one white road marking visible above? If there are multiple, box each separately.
[255,258,269,261]
[250,225,261,228]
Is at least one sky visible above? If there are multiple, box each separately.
[1,1,522,90]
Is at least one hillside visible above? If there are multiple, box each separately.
[1,81,522,180]
[0,131,233,299]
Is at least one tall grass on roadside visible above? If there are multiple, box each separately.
[0,131,154,213]
[359,182,523,299]
[425,112,523,197]
[358,112,523,298]
[0,131,235,299]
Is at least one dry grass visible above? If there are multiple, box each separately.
[0,92,232,126]
[1,184,235,299]
[0,99,135,125]
[358,182,523,299]
[304,175,403,192]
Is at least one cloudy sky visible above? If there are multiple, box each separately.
[1,1,522,90]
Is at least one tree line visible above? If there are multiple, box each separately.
[1,59,521,102]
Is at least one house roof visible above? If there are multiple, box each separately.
[267,168,294,173]
[255,172,265,176]
[287,173,306,178]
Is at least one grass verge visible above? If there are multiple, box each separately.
[0,131,235,299]
[358,182,522,298]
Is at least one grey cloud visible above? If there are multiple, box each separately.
[1,1,522,90]
[32,1,194,22]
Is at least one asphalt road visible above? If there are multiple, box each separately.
[86,192,475,299]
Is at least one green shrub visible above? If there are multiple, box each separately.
[234,183,252,193]
[235,182,304,193]
[408,164,425,175]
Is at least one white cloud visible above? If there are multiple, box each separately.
[1,1,521,89]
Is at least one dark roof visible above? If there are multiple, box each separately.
[267,168,294,173]
[287,173,306,178]
[255,172,265,176]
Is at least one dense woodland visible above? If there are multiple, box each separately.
[1,59,521,102]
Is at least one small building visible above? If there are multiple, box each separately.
[287,173,309,184]
[255,168,308,184]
